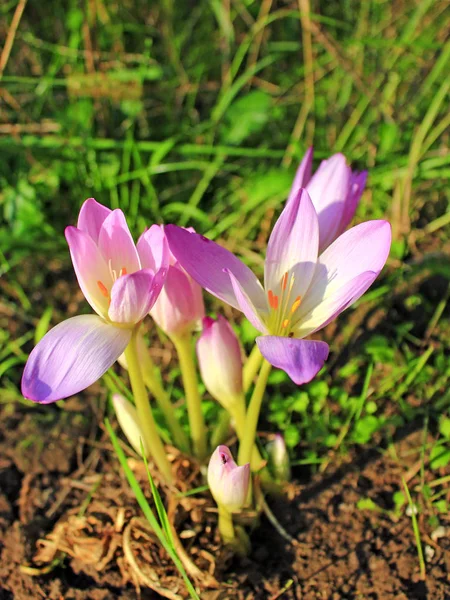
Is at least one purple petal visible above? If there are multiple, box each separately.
[165,225,264,311]
[265,188,319,301]
[256,336,329,385]
[296,220,391,336]
[77,198,111,243]
[137,224,169,271]
[287,147,313,203]
[339,170,368,233]
[21,315,131,403]
[226,269,268,334]
[98,209,140,275]
[65,226,111,318]
[306,154,352,252]
[108,269,159,324]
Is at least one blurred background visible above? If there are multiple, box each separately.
[0,0,449,460]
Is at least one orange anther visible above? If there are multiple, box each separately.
[121,266,127,275]
[97,280,109,298]
[282,318,289,328]
[290,296,302,314]
[268,290,279,310]
[281,272,288,291]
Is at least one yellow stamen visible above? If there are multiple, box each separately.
[282,318,289,328]
[291,296,302,314]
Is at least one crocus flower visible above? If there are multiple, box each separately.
[266,434,291,481]
[196,316,243,411]
[291,148,368,251]
[112,393,148,456]
[165,189,391,385]
[208,445,250,512]
[147,226,204,337]
[21,199,168,403]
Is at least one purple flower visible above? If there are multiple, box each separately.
[208,445,250,512]
[145,226,204,337]
[291,148,368,251]
[22,199,168,403]
[165,189,391,385]
[196,315,243,410]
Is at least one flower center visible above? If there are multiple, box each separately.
[266,271,302,337]
[97,263,128,304]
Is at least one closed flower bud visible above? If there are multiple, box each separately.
[147,226,204,337]
[112,393,148,456]
[207,445,250,512]
[266,434,291,481]
[196,315,243,410]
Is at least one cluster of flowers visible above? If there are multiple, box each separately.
[22,149,391,550]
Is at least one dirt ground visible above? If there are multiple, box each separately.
[1,396,449,600]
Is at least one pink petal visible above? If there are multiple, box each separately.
[108,269,160,324]
[77,198,111,243]
[306,154,352,252]
[65,226,111,318]
[287,146,313,203]
[165,225,264,312]
[137,224,169,271]
[98,209,140,275]
[21,315,131,403]
[265,188,319,301]
[296,220,391,336]
[339,170,367,233]
[256,336,329,385]
[226,269,268,334]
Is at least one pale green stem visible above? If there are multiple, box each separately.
[217,505,250,555]
[124,328,173,485]
[172,332,207,460]
[140,347,191,454]
[210,409,231,448]
[238,359,272,467]
[243,345,263,392]
[230,396,264,471]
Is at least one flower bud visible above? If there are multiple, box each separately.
[207,445,250,512]
[112,393,148,456]
[266,434,291,481]
[145,225,204,337]
[196,315,243,410]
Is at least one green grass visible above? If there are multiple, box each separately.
[0,0,449,504]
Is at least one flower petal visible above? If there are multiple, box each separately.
[137,224,169,271]
[256,336,329,385]
[77,198,111,243]
[21,315,131,403]
[98,209,140,275]
[108,269,160,324]
[65,226,111,318]
[165,225,264,311]
[296,220,391,336]
[265,188,319,301]
[306,154,352,252]
[287,146,313,203]
[339,170,367,233]
[226,269,268,334]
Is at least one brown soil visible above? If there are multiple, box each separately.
[1,399,449,600]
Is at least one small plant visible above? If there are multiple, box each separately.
[21,149,391,592]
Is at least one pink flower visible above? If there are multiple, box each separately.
[291,148,368,251]
[146,226,204,337]
[165,188,391,386]
[22,199,168,403]
[196,315,243,410]
[208,445,250,512]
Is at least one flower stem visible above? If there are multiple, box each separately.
[140,346,191,454]
[243,345,263,392]
[230,397,264,472]
[124,328,173,485]
[238,359,272,467]
[210,409,231,448]
[218,505,250,555]
[172,332,207,460]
